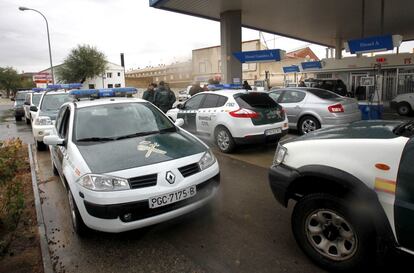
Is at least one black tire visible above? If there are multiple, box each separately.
[36,141,47,151]
[298,116,321,135]
[67,190,89,236]
[15,116,22,121]
[291,193,375,272]
[52,161,59,176]
[26,117,31,125]
[214,126,236,153]
[397,102,412,116]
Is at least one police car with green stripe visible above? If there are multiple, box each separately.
[44,88,220,234]
[269,120,414,271]
[166,84,289,153]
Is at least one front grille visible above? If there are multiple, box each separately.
[129,174,157,189]
[179,163,200,177]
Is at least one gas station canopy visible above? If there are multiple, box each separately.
[150,0,414,47]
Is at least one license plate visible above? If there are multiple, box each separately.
[265,128,282,136]
[149,186,197,209]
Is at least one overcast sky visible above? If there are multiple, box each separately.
[1,0,413,73]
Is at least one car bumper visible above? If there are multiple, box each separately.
[234,128,289,145]
[321,112,361,128]
[268,164,300,207]
[76,172,220,233]
[32,124,54,142]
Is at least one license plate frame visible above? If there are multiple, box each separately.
[149,185,197,209]
[265,128,282,136]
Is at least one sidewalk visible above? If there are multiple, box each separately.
[0,98,13,105]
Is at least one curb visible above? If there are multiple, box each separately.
[28,144,54,273]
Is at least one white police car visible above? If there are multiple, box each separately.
[32,90,72,150]
[269,120,414,271]
[43,88,220,234]
[166,85,289,153]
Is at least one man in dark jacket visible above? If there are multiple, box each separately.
[189,82,203,96]
[154,81,176,113]
[142,83,157,104]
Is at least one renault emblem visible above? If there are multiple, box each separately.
[166,171,175,184]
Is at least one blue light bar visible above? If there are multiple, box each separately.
[69,87,137,99]
[207,84,243,90]
[47,83,83,90]
[32,88,48,92]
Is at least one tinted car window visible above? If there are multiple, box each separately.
[306,88,341,99]
[269,91,282,102]
[201,94,220,108]
[280,90,306,103]
[235,93,278,109]
[217,96,228,107]
[184,94,205,110]
[32,93,42,106]
[40,94,71,111]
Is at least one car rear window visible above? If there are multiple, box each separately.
[234,93,278,109]
[306,88,341,99]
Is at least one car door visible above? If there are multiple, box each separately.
[177,94,206,133]
[24,93,31,118]
[53,106,70,174]
[395,137,414,251]
[197,94,225,135]
[277,90,307,126]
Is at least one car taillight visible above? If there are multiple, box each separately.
[328,104,344,113]
[229,108,259,118]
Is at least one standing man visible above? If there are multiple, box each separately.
[189,82,203,96]
[154,81,176,113]
[142,83,157,104]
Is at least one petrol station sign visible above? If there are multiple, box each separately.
[345,35,403,54]
[282,65,300,73]
[33,72,52,84]
[233,49,284,63]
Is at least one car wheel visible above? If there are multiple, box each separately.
[292,193,375,272]
[298,116,321,135]
[67,190,88,236]
[26,117,31,125]
[15,116,22,121]
[397,102,412,116]
[36,141,47,151]
[214,126,235,153]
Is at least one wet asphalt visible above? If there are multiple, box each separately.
[1,103,412,273]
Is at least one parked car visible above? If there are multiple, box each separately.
[304,78,349,97]
[269,87,361,135]
[269,120,414,272]
[24,91,43,124]
[166,89,289,153]
[178,85,192,102]
[31,90,71,150]
[390,92,414,116]
[44,88,220,235]
[12,91,30,121]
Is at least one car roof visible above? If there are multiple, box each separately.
[201,89,267,97]
[43,90,71,95]
[72,97,146,109]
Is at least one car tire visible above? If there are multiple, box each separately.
[67,190,89,236]
[396,102,412,116]
[36,141,47,151]
[26,117,31,125]
[15,116,22,121]
[214,126,235,153]
[291,193,375,273]
[298,116,321,135]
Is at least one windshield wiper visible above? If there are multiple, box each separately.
[114,130,160,140]
[77,137,116,142]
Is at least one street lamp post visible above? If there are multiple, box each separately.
[19,6,55,84]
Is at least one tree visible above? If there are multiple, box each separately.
[57,45,107,83]
[0,67,21,98]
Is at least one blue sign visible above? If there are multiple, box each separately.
[301,61,322,70]
[283,65,300,73]
[347,35,394,54]
[233,49,282,63]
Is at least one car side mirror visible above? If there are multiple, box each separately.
[44,135,65,146]
[24,101,30,105]
[30,106,38,112]
[174,118,184,127]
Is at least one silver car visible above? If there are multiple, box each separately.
[269,87,361,134]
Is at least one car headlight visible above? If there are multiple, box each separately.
[77,174,130,191]
[273,144,287,166]
[198,150,216,171]
[34,116,52,126]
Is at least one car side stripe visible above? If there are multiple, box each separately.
[374,177,396,194]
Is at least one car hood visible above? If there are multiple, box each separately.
[77,130,207,173]
[288,120,402,142]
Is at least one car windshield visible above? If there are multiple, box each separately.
[394,120,414,138]
[75,102,176,142]
[40,93,71,111]
[32,93,42,106]
[15,92,26,100]
[306,88,341,99]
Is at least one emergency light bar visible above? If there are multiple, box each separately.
[47,83,83,90]
[69,87,137,99]
[208,84,243,90]
[32,88,48,92]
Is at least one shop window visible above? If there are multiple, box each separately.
[88,84,95,89]
[107,72,112,78]
[107,84,113,88]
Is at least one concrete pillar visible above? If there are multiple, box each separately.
[335,38,343,59]
[220,10,242,84]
